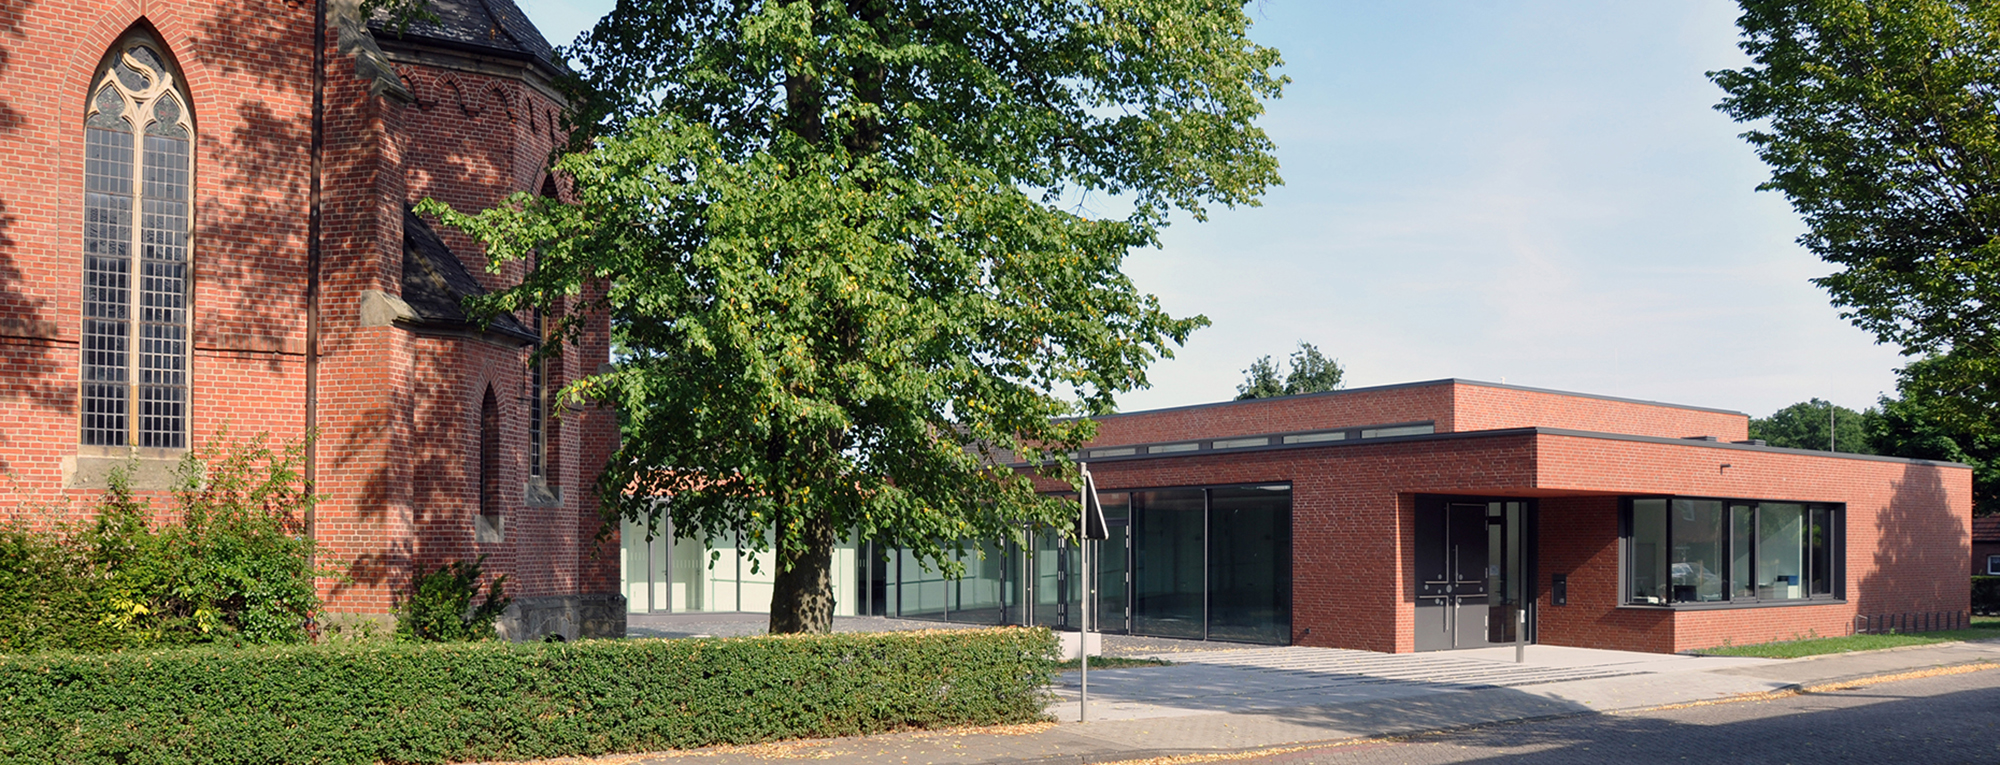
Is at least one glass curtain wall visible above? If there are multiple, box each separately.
[1206,486,1293,643]
[1132,489,1207,638]
[619,516,860,615]
[619,485,1293,645]
[847,483,1292,645]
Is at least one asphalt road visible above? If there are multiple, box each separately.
[1232,668,2000,765]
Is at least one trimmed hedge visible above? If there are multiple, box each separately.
[0,628,1057,765]
[1976,575,2000,616]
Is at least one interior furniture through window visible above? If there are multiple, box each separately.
[1624,496,1840,606]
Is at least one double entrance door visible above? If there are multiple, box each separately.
[1415,497,1534,651]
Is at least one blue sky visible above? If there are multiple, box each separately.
[514,0,1907,418]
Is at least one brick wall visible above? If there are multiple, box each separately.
[0,2,313,528]
[1085,382,1455,448]
[1082,380,1748,449]
[1974,516,2000,576]
[0,1,617,630]
[1452,383,1747,442]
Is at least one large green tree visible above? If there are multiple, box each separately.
[1869,354,2000,514]
[1712,1,2000,378]
[1749,398,1879,453]
[429,0,1283,632]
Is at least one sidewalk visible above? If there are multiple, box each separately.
[589,638,2000,765]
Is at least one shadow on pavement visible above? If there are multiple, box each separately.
[1289,675,2000,764]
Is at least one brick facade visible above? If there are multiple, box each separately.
[1975,516,2000,576]
[1085,379,1748,448]
[0,0,620,639]
[1068,383,1971,654]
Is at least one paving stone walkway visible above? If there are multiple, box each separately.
[1143,646,1657,689]
[529,632,2000,765]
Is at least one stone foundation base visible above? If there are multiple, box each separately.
[318,612,398,643]
[497,593,627,642]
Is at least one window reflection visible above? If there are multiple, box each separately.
[1630,499,1667,605]
[837,484,1293,645]
[1625,497,1839,607]
[1670,499,1724,603]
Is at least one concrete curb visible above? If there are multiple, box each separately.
[1005,711,1597,765]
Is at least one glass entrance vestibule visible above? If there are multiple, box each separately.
[858,483,1295,645]
[619,482,1296,645]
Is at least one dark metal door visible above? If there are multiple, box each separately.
[1416,500,1496,651]
[1449,505,1491,648]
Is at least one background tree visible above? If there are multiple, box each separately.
[430,0,1283,633]
[1236,355,1285,400]
[1750,398,1879,453]
[1868,354,2000,514]
[1711,1,2000,404]
[1236,341,1344,400]
[1284,342,1344,395]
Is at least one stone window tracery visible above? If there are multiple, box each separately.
[81,34,192,449]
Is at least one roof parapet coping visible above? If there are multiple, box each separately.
[1032,425,1969,470]
[1084,378,1747,423]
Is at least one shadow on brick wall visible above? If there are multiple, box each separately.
[192,0,306,99]
[198,100,310,373]
[0,1,28,133]
[1857,463,1966,620]
[0,199,71,476]
[183,2,314,373]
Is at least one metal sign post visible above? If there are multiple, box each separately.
[1078,464,1107,723]
[1515,605,1526,663]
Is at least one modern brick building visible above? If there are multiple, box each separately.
[0,0,622,639]
[623,379,1974,654]
[1975,516,2000,577]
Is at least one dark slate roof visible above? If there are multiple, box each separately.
[372,0,559,71]
[402,208,539,344]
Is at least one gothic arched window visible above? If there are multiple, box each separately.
[81,34,193,449]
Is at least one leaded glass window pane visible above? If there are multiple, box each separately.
[81,37,191,449]
[530,314,545,479]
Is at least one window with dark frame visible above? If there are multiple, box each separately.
[479,386,500,518]
[82,34,193,449]
[1988,554,2000,576]
[1624,496,1840,606]
[528,312,545,482]
[527,176,561,488]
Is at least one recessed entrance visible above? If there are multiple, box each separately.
[1415,496,1534,651]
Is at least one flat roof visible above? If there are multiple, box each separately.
[1091,378,1747,420]
[1051,425,1969,469]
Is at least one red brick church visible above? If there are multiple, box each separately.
[0,0,623,639]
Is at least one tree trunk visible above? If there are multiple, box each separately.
[768,507,837,633]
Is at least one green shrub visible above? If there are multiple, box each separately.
[0,434,324,653]
[0,628,1058,765]
[0,525,122,653]
[1975,575,2000,615]
[396,555,510,642]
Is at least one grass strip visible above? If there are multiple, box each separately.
[1697,617,2000,658]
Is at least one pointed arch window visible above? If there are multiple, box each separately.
[81,35,193,449]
